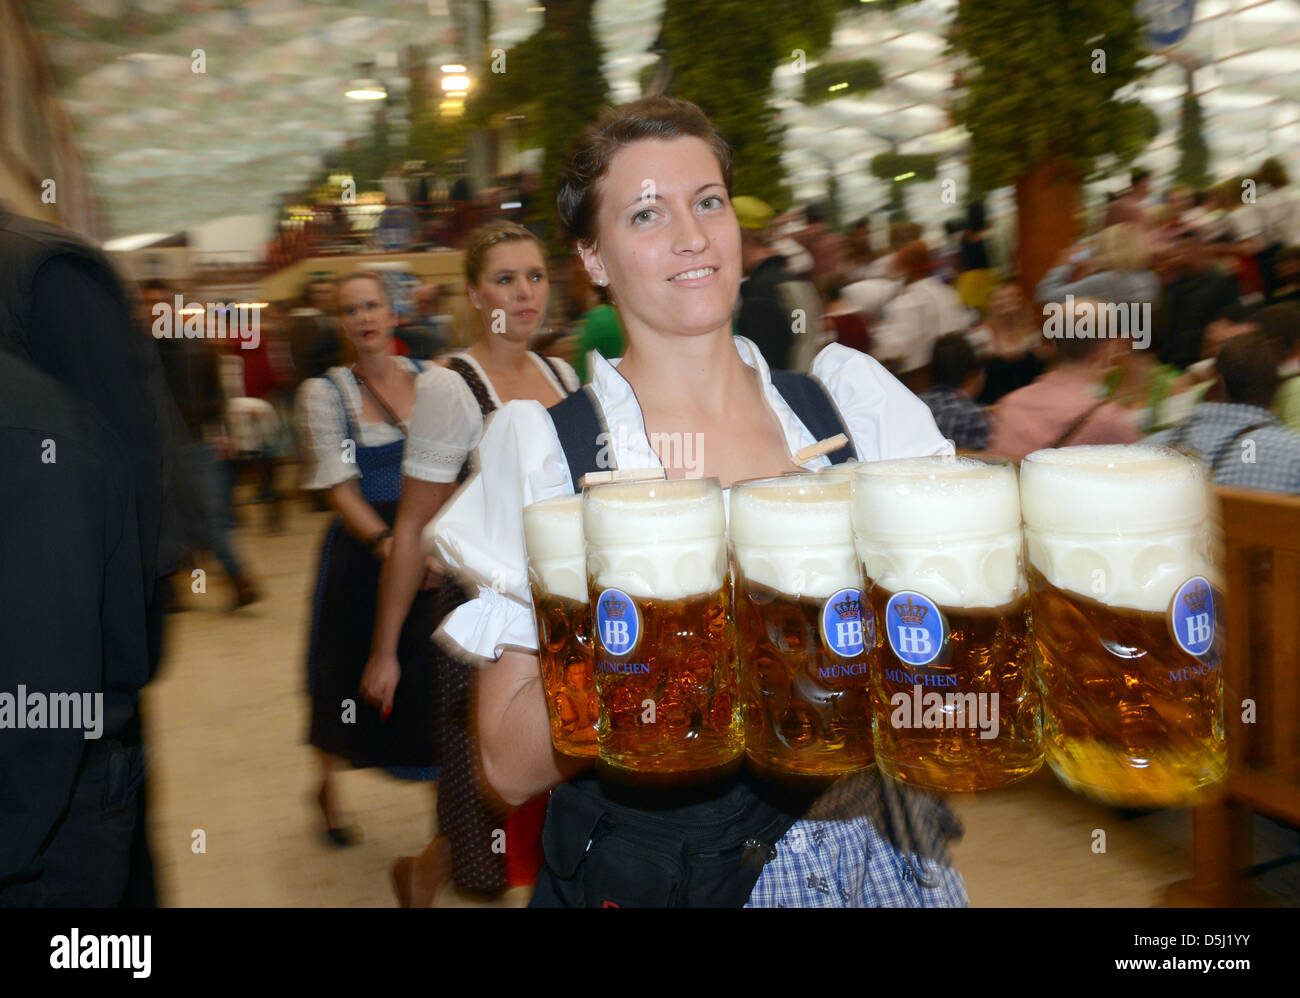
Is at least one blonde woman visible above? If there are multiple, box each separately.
[363,220,578,905]
[1034,222,1161,309]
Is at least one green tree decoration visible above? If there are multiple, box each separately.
[1175,92,1210,190]
[801,60,884,106]
[657,0,844,210]
[947,0,1157,291]
[870,151,938,220]
[466,0,611,247]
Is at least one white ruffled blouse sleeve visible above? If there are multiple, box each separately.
[403,364,483,483]
[812,343,955,460]
[430,400,574,661]
[294,374,357,490]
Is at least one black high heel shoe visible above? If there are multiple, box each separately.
[315,784,362,848]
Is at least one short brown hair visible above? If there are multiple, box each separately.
[464,219,544,286]
[556,96,733,247]
[1218,332,1281,407]
[1050,297,1105,363]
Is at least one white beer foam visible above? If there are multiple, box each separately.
[584,478,727,600]
[817,461,859,482]
[522,494,587,604]
[1019,444,1215,612]
[730,474,858,599]
[851,456,1025,608]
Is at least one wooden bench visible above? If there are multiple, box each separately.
[1167,485,1300,906]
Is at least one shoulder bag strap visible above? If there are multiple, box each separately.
[350,365,407,433]
[1208,418,1277,474]
[1050,399,1109,449]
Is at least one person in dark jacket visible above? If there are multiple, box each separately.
[735,196,810,370]
[0,204,186,906]
[0,348,150,905]
[1157,233,1241,370]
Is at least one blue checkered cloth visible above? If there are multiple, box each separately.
[1147,402,1300,495]
[918,388,990,451]
[745,769,969,908]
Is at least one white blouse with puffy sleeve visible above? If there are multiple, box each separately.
[295,358,420,491]
[402,351,579,484]
[430,335,952,663]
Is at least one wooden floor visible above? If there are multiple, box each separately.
[140,497,1295,907]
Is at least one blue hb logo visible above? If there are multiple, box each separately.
[885,591,945,667]
[595,588,639,656]
[820,587,868,658]
[1171,576,1215,658]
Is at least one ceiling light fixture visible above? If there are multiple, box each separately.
[346,79,387,100]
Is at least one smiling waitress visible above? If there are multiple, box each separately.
[431,97,969,908]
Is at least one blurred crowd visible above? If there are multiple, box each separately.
[6,134,1299,908]
[152,156,1300,602]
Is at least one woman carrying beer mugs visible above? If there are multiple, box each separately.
[432,97,968,907]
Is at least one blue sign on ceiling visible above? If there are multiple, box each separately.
[1139,0,1197,49]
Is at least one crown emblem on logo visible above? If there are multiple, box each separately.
[833,593,861,619]
[603,596,627,618]
[893,595,929,625]
[1181,584,1209,614]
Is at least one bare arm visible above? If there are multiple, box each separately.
[325,478,389,545]
[478,650,592,806]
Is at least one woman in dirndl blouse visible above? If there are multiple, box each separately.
[429,97,972,907]
[296,271,439,846]
[363,221,578,905]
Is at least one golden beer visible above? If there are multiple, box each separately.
[523,495,598,757]
[1021,445,1226,807]
[584,478,743,782]
[730,474,875,784]
[852,456,1044,792]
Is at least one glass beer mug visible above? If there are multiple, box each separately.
[730,473,875,783]
[852,456,1044,792]
[523,494,598,757]
[583,477,743,782]
[1020,445,1226,807]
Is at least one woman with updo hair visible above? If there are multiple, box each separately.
[429,96,969,908]
[365,220,578,905]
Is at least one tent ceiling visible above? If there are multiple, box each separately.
[28,0,1300,239]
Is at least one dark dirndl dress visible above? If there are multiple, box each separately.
[306,371,439,779]
[434,354,571,894]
